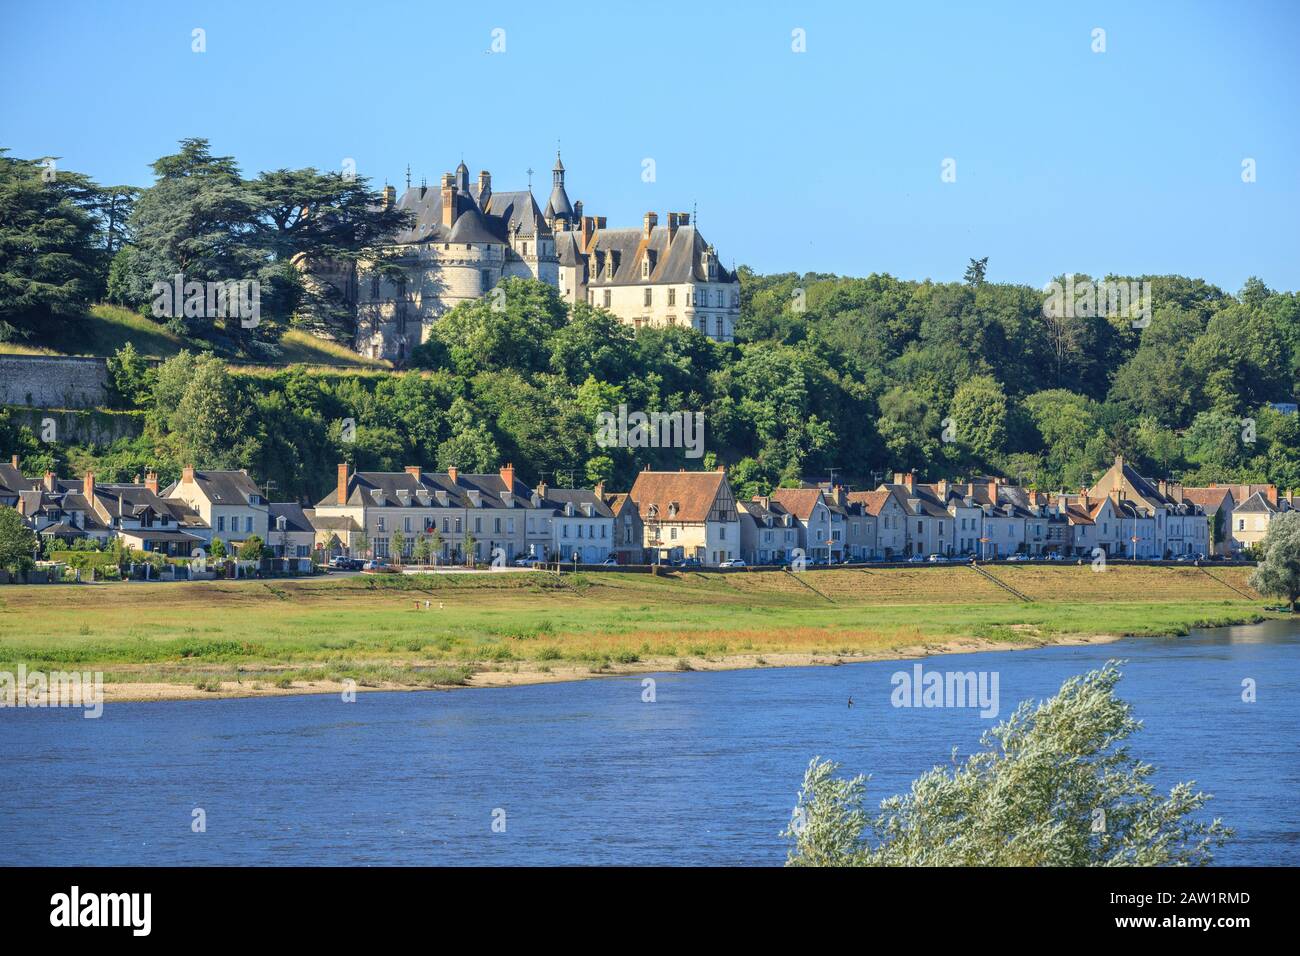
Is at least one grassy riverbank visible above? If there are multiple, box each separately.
[0,565,1277,701]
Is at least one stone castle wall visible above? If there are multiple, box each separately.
[0,356,111,409]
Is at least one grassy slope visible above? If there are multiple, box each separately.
[0,304,388,368]
[0,565,1275,692]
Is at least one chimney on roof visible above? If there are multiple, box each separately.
[716,464,726,474]
[678,211,690,226]
[405,466,421,479]
[1267,485,1278,506]
[1082,492,1091,510]
[643,211,658,240]
[987,478,1000,503]
[573,199,583,220]
[9,454,17,470]
[594,480,605,499]
[336,463,349,505]
[182,464,195,485]
[936,479,949,499]
[667,212,679,240]
[894,471,914,490]
[145,471,159,494]
[500,463,515,489]
[536,479,547,498]
[478,170,491,203]
[448,466,459,484]
[382,184,396,210]
[440,173,456,228]
[43,470,56,492]
[83,471,95,501]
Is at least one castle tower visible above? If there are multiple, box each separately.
[545,151,575,230]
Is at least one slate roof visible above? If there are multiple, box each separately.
[586,225,735,287]
[269,502,315,534]
[316,470,534,511]
[390,176,551,246]
[1234,491,1278,515]
[163,470,262,507]
[538,488,614,519]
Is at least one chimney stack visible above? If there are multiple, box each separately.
[573,199,583,222]
[447,466,459,485]
[440,173,456,228]
[182,464,195,485]
[580,215,596,253]
[642,211,658,239]
[83,471,95,501]
[678,211,690,226]
[43,470,56,492]
[9,454,17,470]
[500,463,515,490]
[336,463,349,505]
[1266,485,1278,506]
[667,212,679,240]
[405,466,422,479]
[382,184,396,209]
[594,480,605,500]
[145,471,159,494]
[478,170,491,202]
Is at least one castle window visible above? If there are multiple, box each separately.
[668,288,676,306]
[481,271,491,292]
[644,288,652,307]
[699,317,707,333]
[716,316,724,338]
[603,290,611,308]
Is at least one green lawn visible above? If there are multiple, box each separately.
[0,566,1277,694]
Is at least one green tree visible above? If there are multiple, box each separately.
[0,507,37,571]
[963,256,988,286]
[209,537,226,560]
[237,535,265,560]
[0,151,102,341]
[390,528,406,565]
[784,662,1231,866]
[1248,511,1300,611]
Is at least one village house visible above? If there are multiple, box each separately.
[15,469,209,556]
[1230,490,1295,553]
[849,489,905,559]
[737,496,800,565]
[267,503,318,560]
[768,488,843,562]
[603,490,644,565]
[532,483,615,563]
[163,467,269,546]
[1181,486,1236,557]
[628,468,740,566]
[313,463,532,563]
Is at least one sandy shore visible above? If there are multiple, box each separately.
[99,632,1124,703]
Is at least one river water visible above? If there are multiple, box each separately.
[2,619,1296,865]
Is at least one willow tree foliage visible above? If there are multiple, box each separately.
[784,662,1231,866]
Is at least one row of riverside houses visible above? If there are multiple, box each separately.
[3,454,1295,569]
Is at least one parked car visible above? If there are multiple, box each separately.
[514,555,542,567]
[719,558,746,568]
[362,560,382,571]
[1005,553,1029,562]
[600,555,619,566]
[927,553,946,563]
[907,554,926,563]
[1046,552,1064,561]
[676,557,703,569]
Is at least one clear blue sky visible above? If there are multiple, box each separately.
[3,0,1297,292]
